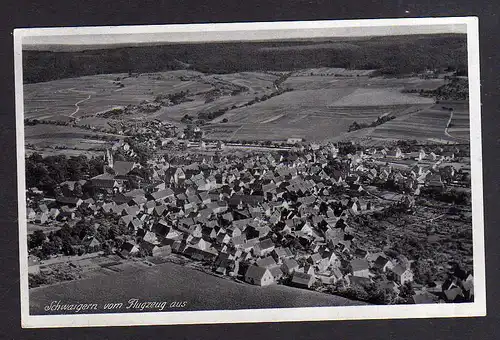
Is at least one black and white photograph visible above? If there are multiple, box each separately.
[14,18,485,328]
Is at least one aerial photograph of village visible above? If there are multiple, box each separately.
[22,26,474,315]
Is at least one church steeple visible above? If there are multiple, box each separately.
[105,148,114,173]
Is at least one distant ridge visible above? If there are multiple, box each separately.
[22,34,467,83]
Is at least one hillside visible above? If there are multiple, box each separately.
[23,34,467,83]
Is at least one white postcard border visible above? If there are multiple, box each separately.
[14,16,485,328]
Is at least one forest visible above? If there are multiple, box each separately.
[23,34,467,83]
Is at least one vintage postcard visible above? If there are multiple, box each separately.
[14,17,485,328]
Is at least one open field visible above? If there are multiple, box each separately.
[23,68,469,144]
[29,261,366,314]
[25,124,119,150]
[24,71,213,120]
[368,108,454,142]
[204,86,436,141]
[337,102,470,145]
[283,75,446,91]
[369,103,469,143]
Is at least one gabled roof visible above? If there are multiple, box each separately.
[269,266,284,278]
[245,265,270,281]
[350,259,370,272]
[391,264,408,276]
[374,256,389,268]
[282,258,299,270]
[151,188,175,200]
[256,256,277,268]
[291,271,313,285]
[258,238,275,250]
[114,161,136,176]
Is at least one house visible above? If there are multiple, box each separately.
[269,266,284,281]
[386,147,403,158]
[256,256,277,269]
[216,233,231,244]
[291,272,315,289]
[119,242,139,257]
[26,208,36,221]
[34,213,48,224]
[139,230,158,244]
[302,264,316,277]
[153,205,167,217]
[83,236,101,253]
[412,291,439,304]
[444,287,464,302]
[128,195,147,207]
[349,275,372,287]
[350,259,370,278]
[124,205,140,217]
[113,161,137,177]
[391,265,414,285]
[149,188,175,201]
[271,247,293,263]
[253,238,275,257]
[143,201,156,214]
[91,173,124,193]
[462,274,474,298]
[321,251,340,267]
[244,265,275,286]
[281,258,300,274]
[426,173,444,189]
[152,245,172,257]
[166,167,186,186]
[183,247,218,262]
[317,267,343,284]
[353,248,368,259]
[308,253,323,265]
[373,255,394,272]
[128,218,143,231]
[49,208,60,219]
[287,137,303,145]
[230,234,247,248]
[189,237,211,251]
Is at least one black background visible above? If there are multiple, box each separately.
[1,0,499,339]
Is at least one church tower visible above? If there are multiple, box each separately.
[105,148,114,172]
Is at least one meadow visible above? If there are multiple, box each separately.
[29,260,366,315]
[23,68,469,145]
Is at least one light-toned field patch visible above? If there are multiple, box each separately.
[331,88,435,106]
[401,78,447,91]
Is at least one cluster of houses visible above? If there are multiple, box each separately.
[26,138,472,303]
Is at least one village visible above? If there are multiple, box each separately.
[25,120,474,305]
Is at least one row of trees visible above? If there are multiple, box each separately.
[348,115,396,132]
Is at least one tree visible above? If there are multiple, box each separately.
[412,260,435,285]
[399,281,414,299]
[29,230,46,249]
